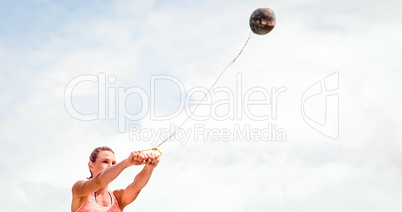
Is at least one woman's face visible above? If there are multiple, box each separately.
[89,150,116,177]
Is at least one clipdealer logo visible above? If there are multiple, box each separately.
[64,72,340,143]
[64,73,288,144]
[301,72,339,140]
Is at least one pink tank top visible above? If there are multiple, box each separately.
[75,191,120,212]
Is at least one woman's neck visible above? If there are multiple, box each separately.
[94,187,112,207]
[95,186,109,195]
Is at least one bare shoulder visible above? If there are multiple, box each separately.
[72,180,86,193]
[73,180,86,187]
[113,189,125,209]
[113,189,124,200]
[71,180,88,212]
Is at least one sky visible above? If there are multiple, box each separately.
[1,0,402,211]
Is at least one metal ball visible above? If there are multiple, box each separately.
[249,8,276,35]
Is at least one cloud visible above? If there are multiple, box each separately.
[1,0,401,211]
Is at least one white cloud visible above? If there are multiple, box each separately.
[1,0,401,211]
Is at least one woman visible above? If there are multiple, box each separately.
[71,146,159,212]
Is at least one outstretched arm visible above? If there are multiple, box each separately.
[114,153,160,209]
[72,151,146,198]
